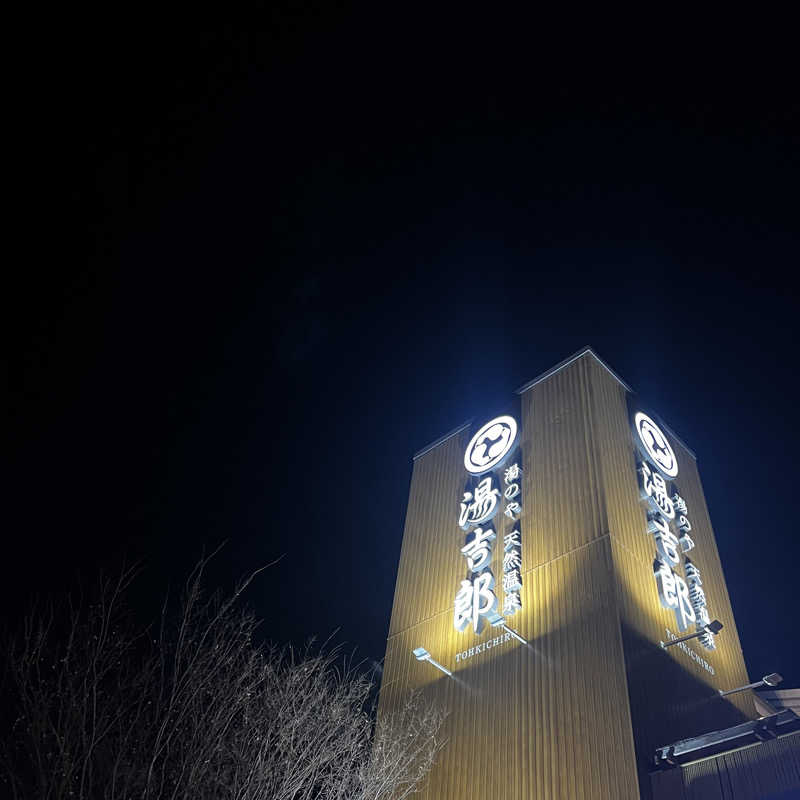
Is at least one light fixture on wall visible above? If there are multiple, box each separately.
[488,615,528,644]
[500,623,527,644]
[719,672,783,697]
[660,619,723,649]
[412,647,453,677]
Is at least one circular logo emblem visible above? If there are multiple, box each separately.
[634,412,678,478]
[464,416,518,475]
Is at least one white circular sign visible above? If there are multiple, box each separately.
[464,416,518,475]
[634,411,678,478]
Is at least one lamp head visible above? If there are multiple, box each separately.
[763,672,783,687]
[412,647,431,662]
[706,619,724,635]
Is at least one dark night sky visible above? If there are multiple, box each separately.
[8,21,799,687]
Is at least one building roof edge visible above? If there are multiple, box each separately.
[515,347,697,460]
[515,345,633,395]
[411,348,698,462]
[660,421,697,461]
[412,420,472,461]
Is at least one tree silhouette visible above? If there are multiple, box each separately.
[1,554,445,799]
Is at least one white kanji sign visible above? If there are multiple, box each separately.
[454,421,524,643]
[504,463,521,484]
[684,559,715,649]
[502,592,521,616]
[649,513,681,566]
[654,559,695,631]
[459,476,501,529]
[685,561,702,587]
[504,530,521,551]
[502,549,522,573]
[641,462,675,519]
[453,580,473,632]
[453,572,499,633]
[460,527,497,573]
[699,630,717,651]
[689,584,707,607]
[635,415,717,652]
[635,412,679,478]
[502,569,522,593]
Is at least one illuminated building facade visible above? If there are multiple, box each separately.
[377,348,799,799]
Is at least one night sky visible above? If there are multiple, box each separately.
[9,23,799,688]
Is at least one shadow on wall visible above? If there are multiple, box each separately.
[650,731,800,800]
[621,624,753,800]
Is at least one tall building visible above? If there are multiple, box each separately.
[377,347,799,799]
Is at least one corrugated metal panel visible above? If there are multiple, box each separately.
[387,428,472,637]
[671,452,752,716]
[651,732,800,799]
[381,355,639,798]
[649,765,690,800]
[585,356,754,798]
[381,536,640,799]
[681,758,725,799]
[716,733,800,798]
[519,354,608,573]
[379,351,759,799]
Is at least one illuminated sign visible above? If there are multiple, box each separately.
[455,631,515,663]
[464,416,518,475]
[500,462,523,616]
[454,572,499,633]
[459,476,501,529]
[634,412,678,478]
[636,411,716,651]
[453,416,523,640]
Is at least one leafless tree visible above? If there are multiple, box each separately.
[1,554,445,799]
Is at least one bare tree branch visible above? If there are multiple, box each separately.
[1,554,443,800]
